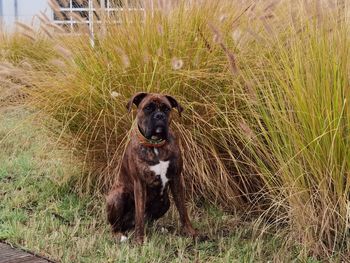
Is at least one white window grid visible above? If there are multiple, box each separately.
[52,0,144,46]
[52,0,144,28]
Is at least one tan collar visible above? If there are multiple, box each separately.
[135,126,167,148]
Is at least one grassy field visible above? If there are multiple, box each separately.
[0,106,321,262]
[1,0,350,261]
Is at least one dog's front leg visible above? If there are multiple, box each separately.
[134,179,146,244]
[170,174,197,237]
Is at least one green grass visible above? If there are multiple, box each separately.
[0,106,322,262]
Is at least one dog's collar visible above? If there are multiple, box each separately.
[135,126,167,148]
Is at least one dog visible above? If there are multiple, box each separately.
[106,92,197,244]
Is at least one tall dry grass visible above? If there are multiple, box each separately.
[1,0,349,258]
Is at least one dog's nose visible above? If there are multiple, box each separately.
[154,112,165,120]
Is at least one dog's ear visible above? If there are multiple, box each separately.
[166,95,184,117]
[126,92,148,113]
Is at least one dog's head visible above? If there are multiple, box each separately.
[126,92,183,141]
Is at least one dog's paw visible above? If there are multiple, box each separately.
[134,235,144,245]
[120,235,128,242]
[181,225,198,238]
[113,232,129,244]
[161,227,169,234]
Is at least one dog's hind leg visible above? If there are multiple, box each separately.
[106,187,135,241]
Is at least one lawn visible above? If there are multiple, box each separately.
[0,106,319,262]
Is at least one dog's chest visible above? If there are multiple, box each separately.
[149,160,169,190]
[142,147,172,191]
[150,148,170,191]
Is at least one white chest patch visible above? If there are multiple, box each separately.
[149,160,170,191]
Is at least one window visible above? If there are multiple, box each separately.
[52,0,144,32]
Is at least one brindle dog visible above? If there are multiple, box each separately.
[106,92,197,244]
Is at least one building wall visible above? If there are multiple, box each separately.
[0,0,52,30]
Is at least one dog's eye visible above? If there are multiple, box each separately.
[160,104,170,112]
[145,103,155,112]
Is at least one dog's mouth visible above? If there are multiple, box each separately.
[139,124,168,142]
[151,126,166,140]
